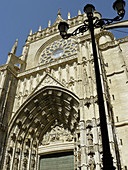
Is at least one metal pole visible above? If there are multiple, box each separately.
[87,15,115,170]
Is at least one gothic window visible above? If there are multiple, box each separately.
[39,39,77,64]
[40,151,74,170]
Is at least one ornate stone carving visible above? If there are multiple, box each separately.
[31,155,35,170]
[88,155,96,170]
[68,76,75,87]
[82,56,87,66]
[84,96,98,108]
[86,121,95,155]
[11,133,16,141]
[32,74,64,94]
[13,153,19,170]
[87,132,93,146]
[5,154,11,170]
[17,136,22,144]
[7,147,13,154]
[22,156,28,170]
[39,39,77,64]
[25,138,30,147]
[16,148,20,154]
[41,125,73,145]
[24,149,29,156]
[86,120,92,129]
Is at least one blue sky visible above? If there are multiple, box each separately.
[0,0,127,65]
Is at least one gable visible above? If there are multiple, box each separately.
[29,73,65,96]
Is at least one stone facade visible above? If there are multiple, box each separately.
[0,10,128,170]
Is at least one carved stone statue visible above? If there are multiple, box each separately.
[31,155,35,170]
[87,130,93,146]
[41,125,73,145]
[6,154,11,170]
[89,155,96,170]
[13,157,19,170]
[23,157,28,170]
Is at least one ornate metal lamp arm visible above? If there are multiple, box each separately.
[59,14,125,39]
[94,15,124,28]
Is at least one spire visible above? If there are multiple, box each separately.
[68,12,71,19]
[29,29,32,35]
[78,10,81,15]
[57,8,61,16]
[48,20,51,27]
[11,39,18,55]
[38,26,41,31]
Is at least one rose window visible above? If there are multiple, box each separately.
[39,39,77,64]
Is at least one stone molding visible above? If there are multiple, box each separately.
[38,142,74,155]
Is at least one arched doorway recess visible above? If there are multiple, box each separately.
[4,86,80,170]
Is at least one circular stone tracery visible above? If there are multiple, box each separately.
[39,39,77,64]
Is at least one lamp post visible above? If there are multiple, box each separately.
[58,0,126,170]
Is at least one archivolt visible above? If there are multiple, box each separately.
[4,86,80,170]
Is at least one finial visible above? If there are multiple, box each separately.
[78,10,81,15]
[29,29,32,35]
[68,12,71,19]
[38,26,41,31]
[11,39,18,55]
[58,8,61,16]
[48,20,51,27]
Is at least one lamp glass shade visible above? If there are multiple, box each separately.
[113,0,125,16]
[58,22,69,35]
[84,4,95,15]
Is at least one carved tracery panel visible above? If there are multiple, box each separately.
[39,39,77,64]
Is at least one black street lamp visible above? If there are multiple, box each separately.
[58,0,126,170]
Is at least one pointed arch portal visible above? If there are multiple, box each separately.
[4,86,80,170]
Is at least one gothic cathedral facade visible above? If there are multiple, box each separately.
[0,10,128,170]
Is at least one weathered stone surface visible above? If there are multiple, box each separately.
[0,11,128,170]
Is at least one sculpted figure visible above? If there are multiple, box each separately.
[13,157,19,170]
[22,157,28,170]
[31,155,35,170]
[87,132,93,145]
[6,154,11,170]
[89,155,96,170]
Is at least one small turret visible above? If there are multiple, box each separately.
[29,29,32,35]
[57,8,61,16]
[68,12,71,19]
[78,10,81,15]
[38,26,41,31]
[48,20,51,27]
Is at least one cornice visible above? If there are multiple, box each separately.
[118,36,128,44]
[115,120,128,127]
[0,64,8,71]
[98,35,128,51]
[38,142,74,155]
[107,70,124,77]
[99,41,118,50]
